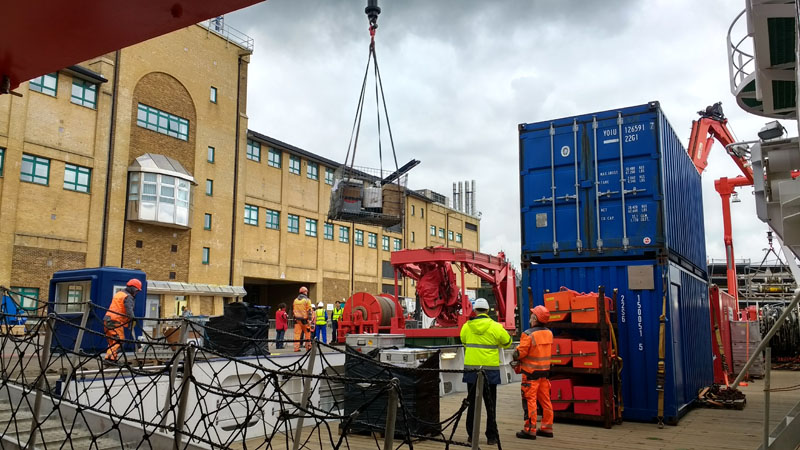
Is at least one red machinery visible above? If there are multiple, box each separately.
[336,248,517,341]
[709,285,738,384]
[687,103,754,302]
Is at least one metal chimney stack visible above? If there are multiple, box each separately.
[452,183,458,210]
[463,180,471,215]
[471,180,476,216]
[458,182,464,211]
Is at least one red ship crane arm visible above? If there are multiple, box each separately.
[391,247,516,331]
[687,103,753,301]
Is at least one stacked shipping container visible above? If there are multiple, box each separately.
[518,102,713,424]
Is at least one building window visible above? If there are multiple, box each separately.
[171,244,178,253]
[430,226,436,236]
[206,179,213,196]
[20,154,50,185]
[244,204,259,225]
[266,209,280,229]
[29,73,58,96]
[421,208,424,218]
[128,170,191,227]
[64,164,91,193]
[411,205,415,216]
[339,226,350,243]
[456,233,462,243]
[0,147,4,176]
[289,156,301,175]
[210,86,218,103]
[439,228,445,238]
[448,230,454,241]
[204,213,212,230]
[323,223,334,240]
[10,287,40,310]
[382,236,389,251]
[306,218,317,237]
[368,232,377,248]
[71,79,97,109]
[268,148,281,168]
[202,247,210,265]
[354,230,364,246]
[54,281,90,314]
[393,238,402,251]
[465,222,478,232]
[136,103,189,141]
[411,231,415,243]
[325,168,334,185]
[207,146,215,163]
[307,161,319,180]
[247,139,261,162]
[288,214,299,233]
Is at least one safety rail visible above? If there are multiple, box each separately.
[727,8,756,96]
[199,17,254,52]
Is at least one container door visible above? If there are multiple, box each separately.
[589,112,662,254]
[669,280,686,410]
[520,121,589,256]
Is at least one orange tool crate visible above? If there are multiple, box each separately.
[551,338,572,365]
[572,341,600,368]
[570,293,612,324]
[573,386,603,416]
[550,378,573,411]
[543,288,579,322]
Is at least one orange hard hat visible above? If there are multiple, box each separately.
[299,286,308,294]
[531,305,550,324]
[127,279,143,291]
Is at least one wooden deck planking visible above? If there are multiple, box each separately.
[242,370,800,450]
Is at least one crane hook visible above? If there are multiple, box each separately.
[365,0,381,32]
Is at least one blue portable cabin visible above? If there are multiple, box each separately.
[48,267,146,354]
[522,260,713,424]
[518,101,707,276]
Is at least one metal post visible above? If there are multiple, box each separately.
[26,316,54,450]
[174,344,195,450]
[72,307,90,354]
[160,320,189,428]
[292,340,319,450]
[763,347,771,450]
[383,379,398,450]
[730,289,800,387]
[471,371,484,450]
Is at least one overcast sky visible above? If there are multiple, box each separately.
[227,0,795,269]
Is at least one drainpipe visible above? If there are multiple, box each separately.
[229,55,244,285]
[101,50,121,267]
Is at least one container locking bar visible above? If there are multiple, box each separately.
[549,124,558,254]
[592,117,603,251]
[617,113,629,250]
[573,119,582,253]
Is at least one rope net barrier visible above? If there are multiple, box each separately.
[0,287,497,449]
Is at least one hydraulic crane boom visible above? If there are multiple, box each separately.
[687,103,753,301]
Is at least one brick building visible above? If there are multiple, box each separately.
[0,22,481,319]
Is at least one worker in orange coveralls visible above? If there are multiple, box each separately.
[513,305,554,440]
[293,286,312,352]
[104,279,141,362]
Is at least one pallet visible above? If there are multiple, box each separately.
[0,325,26,336]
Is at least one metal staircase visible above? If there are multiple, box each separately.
[758,401,800,450]
[728,0,797,119]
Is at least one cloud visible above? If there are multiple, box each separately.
[228,0,789,269]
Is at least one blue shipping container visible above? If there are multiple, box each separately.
[48,267,147,353]
[523,260,713,423]
[519,102,707,274]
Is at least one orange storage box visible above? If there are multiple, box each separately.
[543,288,578,322]
[570,293,612,324]
[550,378,573,411]
[551,338,572,365]
[572,341,601,368]
[573,386,603,416]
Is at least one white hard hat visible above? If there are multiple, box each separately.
[473,298,490,310]
[318,302,324,308]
